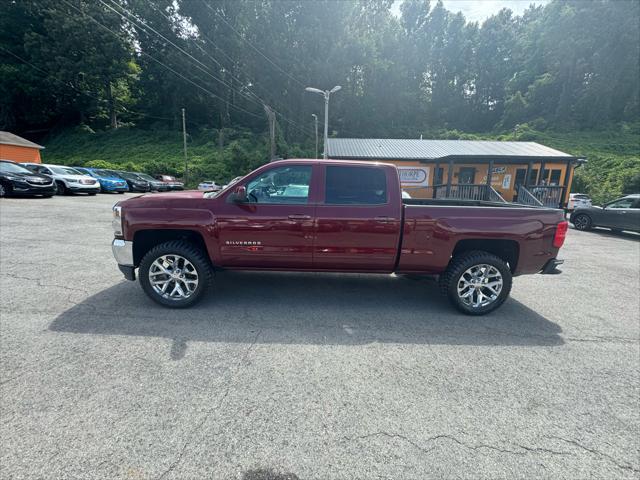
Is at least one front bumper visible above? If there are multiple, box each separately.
[112,239,133,264]
[10,181,56,195]
[68,183,100,193]
[112,239,135,280]
[102,183,129,192]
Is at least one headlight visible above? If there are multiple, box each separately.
[64,177,79,183]
[112,205,123,236]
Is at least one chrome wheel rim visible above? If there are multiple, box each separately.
[574,215,588,229]
[149,254,199,300]
[457,264,503,309]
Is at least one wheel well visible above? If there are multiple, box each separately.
[452,239,520,273]
[133,229,209,266]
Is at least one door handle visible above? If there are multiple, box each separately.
[288,214,311,220]
[375,216,394,223]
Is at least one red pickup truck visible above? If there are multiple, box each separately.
[112,159,567,315]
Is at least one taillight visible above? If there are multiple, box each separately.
[553,221,568,248]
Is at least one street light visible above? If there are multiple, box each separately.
[311,114,318,159]
[305,85,341,159]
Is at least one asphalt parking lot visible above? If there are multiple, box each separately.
[1,193,638,480]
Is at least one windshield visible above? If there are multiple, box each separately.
[136,173,156,182]
[50,166,82,175]
[0,162,32,174]
[94,169,118,177]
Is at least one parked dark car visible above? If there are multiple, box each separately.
[570,194,640,233]
[0,160,56,198]
[113,171,151,193]
[130,173,168,192]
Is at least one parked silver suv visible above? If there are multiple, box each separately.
[23,163,100,195]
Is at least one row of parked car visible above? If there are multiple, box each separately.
[0,159,185,197]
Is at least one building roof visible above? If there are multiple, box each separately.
[0,131,45,150]
[326,138,574,161]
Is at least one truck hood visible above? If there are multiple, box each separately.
[120,190,205,208]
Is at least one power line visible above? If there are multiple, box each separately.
[0,45,175,122]
[201,1,306,89]
[106,0,313,137]
[62,0,265,121]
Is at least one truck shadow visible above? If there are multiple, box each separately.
[49,271,564,360]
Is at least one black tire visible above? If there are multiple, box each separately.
[439,250,513,315]
[138,240,212,308]
[88,192,97,196]
[117,191,125,194]
[572,213,592,231]
[0,182,8,198]
[55,181,68,195]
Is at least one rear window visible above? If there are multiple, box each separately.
[574,194,590,200]
[325,166,387,205]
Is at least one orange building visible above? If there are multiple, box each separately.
[327,138,586,208]
[0,131,44,164]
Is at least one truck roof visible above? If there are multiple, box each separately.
[267,158,397,168]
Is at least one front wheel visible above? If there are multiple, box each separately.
[439,251,512,315]
[138,241,212,308]
[572,213,592,231]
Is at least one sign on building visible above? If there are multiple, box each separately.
[398,166,429,187]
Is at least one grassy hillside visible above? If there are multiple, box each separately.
[44,126,312,188]
[42,124,639,202]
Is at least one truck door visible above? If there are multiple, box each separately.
[216,164,317,268]
[313,164,402,271]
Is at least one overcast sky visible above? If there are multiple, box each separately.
[392,0,551,23]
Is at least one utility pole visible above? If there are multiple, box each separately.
[182,108,188,184]
[305,86,341,159]
[263,104,276,161]
[311,113,318,159]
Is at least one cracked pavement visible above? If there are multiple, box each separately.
[1,193,639,479]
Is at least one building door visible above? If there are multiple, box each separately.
[458,167,476,184]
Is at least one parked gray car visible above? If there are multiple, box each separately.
[570,194,640,233]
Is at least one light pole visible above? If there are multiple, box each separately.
[305,85,341,159]
[311,113,318,159]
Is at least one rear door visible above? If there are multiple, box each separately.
[216,163,317,268]
[313,164,402,271]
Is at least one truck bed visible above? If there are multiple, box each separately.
[397,201,565,275]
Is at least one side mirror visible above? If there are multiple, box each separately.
[233,185,247,202]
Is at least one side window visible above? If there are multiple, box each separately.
[325,166,387,205]
[246,165,312,204]
[608,199,634,209]
[41,167,52,175]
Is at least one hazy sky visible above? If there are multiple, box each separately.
[392,0,551,23]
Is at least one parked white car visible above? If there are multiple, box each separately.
[197,180,222,191]
[567,193,592,211]
[23,163,100,195]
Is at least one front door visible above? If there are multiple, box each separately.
[603,197,639,230]
[216,164,316,268]
[458,167,476,184]
[313,165,402,271]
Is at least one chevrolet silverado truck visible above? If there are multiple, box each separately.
[112,159,567,315]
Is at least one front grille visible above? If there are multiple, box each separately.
[80,179,96,185]
[26,177,52,185]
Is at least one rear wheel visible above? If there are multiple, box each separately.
[572,213,592,231]
[439,251,512,315]
[0,183,8,197]
[139,241,212,308]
